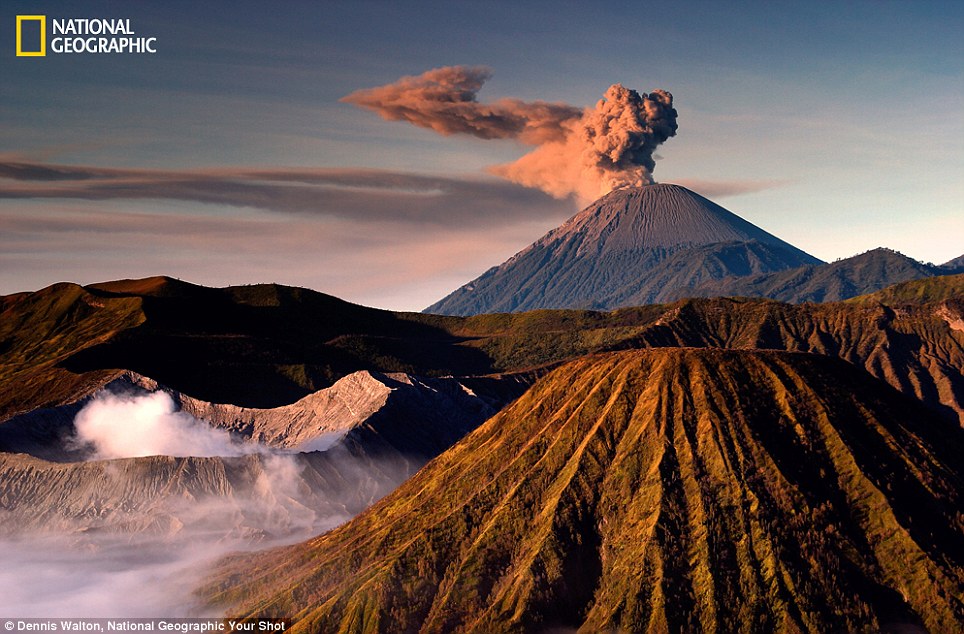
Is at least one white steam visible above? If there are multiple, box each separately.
[0,387,416,617]
[73,391,257,459]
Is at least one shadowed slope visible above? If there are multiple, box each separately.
[203,349,964,633]
[0,278,667,418]
[701,248,952,303]
[941,255,964,272]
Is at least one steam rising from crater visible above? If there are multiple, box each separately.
[0,389,377,616]
[342,66,678,204]
[73,391,255,459]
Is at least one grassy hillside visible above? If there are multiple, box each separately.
[847,273,964,305]
[203,349,964,633]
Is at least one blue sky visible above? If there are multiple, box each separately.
[1,0,962,309]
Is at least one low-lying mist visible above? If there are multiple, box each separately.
[0,387,413,618]
[0,536,245,617]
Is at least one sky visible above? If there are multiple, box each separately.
[1,0,962,310]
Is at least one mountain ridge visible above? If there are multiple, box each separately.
[699,248,954,303]
[0,368,518,463]
[2,276,962,628]
[3,276,963,428]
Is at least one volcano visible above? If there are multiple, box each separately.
[426,184,822,315]
[203,348,964,633]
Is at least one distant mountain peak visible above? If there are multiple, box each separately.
[540,184,799,254]
[426,184,820,315]
[942,253,964,272]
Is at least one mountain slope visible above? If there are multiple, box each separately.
[611,295,964,426]
[942,254,964,272]
[0,451,369,540]
[203,349,964,633]
[848,273,964,306]
[701,248,952,303]
[0,368,517,560]
[426,185,821,314]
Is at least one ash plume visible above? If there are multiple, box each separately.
[343,66,678,204]
[341,66,581,143]
[494,84,678,203]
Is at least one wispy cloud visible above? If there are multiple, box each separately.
[0,158,788,309]
[0,160,570,226]
[0,198,561,310]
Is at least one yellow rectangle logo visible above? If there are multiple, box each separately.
[16,15,46,56]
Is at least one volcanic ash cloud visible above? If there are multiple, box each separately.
[342,66,678,204]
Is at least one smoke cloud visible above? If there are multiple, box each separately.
[72,391,256,459]
[341,66,582,144]
[343,66,679,204]
[493,85,678,203]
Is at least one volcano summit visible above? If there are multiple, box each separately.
[426,184,821,315]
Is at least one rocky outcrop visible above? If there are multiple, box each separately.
[0,370,521,544]
[0,449,407,542]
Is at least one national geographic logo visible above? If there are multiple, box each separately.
[15,15,45,56]
[15,15,158,56]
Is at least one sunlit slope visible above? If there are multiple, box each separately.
[204,349,964,633]
[0,282,145,418]
[847,272,964,306]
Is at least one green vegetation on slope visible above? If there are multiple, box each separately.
[847,273,964,306]
[203,349,964,633]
